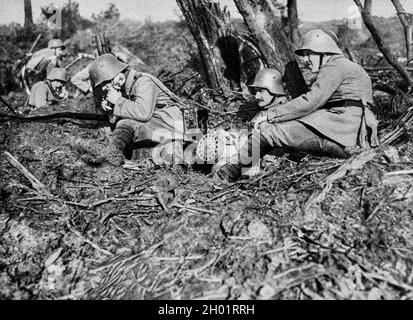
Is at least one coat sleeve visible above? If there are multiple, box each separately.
[28,83,48,108]
[113,76,160,122]
[267,64,343,123]
[71,65,91,94]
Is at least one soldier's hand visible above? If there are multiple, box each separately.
[252,111,268,131]
[61,88,69,100]
[106,86,122,105]
[101,100,113,112]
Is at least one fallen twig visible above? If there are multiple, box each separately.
[3,151,53,198]
[120,177,157,197]
[380,107,413,145]
[366,187,396,222]
[66,221,112,256]
[363,271,413,292]
[290,164,341,183]
[87,196,155,209]
[172,203,217,215]
[304,149,376,211]
[64,201,89,209]
[272,271,329,296]
[89,241,164,274]
[386,169,413,176]
[152,255,204,262]
[183,251,227,278]
[156,190,170,211]
[260,242,297,256]
[272,264,317,282]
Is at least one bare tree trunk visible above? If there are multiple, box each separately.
[24,0,33,28]
[391,0,413,63]
[176,0,241,91]
[364,0,373,14]
[287,0,301,45]
[233,0,308,98]
[354,0,413,87]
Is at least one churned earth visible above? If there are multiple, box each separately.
[1,92,412,300]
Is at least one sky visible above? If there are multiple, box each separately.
[0,0,413,25]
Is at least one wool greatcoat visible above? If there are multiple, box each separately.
[111,68,184,144]
[260,54,379,151]
[28,81,62,109]
[26,48,59,74]
[71,64,91,94]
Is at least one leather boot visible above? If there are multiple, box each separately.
[215,131,272,182]
[112,124,134,154]
[215,163,242,182]
[103,124,135,165]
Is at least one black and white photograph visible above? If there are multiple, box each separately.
[0,0,412,303]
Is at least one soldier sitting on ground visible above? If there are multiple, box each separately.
[89,54,184,163]
[28,67,68,110]
[208,68,288,178]
[249,68,288,114]
[216,29,379,182]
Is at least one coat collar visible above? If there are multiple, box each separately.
[265,96,289,109]
[123,68,140,97]
[321,54,345,69]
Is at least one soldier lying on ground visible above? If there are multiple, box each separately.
[28,67,69,110]
[89,54,184,163]
[71,48,132,98]
[216,29,379,182]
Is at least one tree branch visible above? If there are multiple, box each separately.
[391,0,413,61]
[233,0,308,98]
[354,0,413,88]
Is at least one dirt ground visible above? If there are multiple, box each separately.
[0,92,412,300]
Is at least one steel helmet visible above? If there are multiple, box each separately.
[249,68,286,95]
[48,39,66,50]
[295,29,343,56]
[89,54,128,88]
[241,45,261,64]
[47,67,67,82]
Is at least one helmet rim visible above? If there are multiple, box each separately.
[249,68,286,96]
[295,29,343,56]
[89,54,129,88]
[47,67,67,82]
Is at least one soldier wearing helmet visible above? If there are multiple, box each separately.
[210,68,288,179]
[216,29,379,182]
[71,45,143,97]
[249,68,287,110]
[28,67,68,109]
[89,53,184,161]
[25,38,68,83]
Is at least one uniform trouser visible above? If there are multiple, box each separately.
[112,117,183,159]
[239,120,349,166]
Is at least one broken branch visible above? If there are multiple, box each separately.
[354,0,413,88]
[2,151,53,198]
